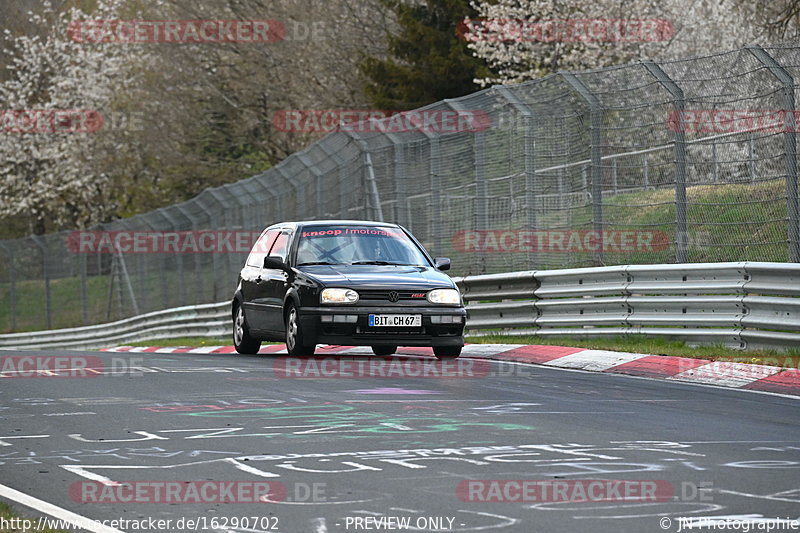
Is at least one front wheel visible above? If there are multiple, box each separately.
[434,345,462,359]
[233,304,261,354]
[285,304,316,356]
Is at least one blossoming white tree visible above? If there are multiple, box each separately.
[0,0,152,234]
[464,0,764,86]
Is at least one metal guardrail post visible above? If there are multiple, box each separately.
[747,45,800,263]
[642,60,689,263]
[496,86,538,269]
[0,243,16,331]
[560,71,605,266]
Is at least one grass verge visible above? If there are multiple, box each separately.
[0,503,67,533]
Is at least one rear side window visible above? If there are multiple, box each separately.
[246,229,279,267]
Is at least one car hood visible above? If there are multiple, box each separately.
[298,264,456,290]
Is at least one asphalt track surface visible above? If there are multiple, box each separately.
[1,347,799,533]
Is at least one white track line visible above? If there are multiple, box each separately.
[0,482,125,533]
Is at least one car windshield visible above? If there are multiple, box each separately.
[296,225,430,266]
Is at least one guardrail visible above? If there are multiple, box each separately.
[0,303,230,351]
[457,261,800,351]
[1,262,798,352]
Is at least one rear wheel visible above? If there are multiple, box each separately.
[371,345,397,356]
[233,304,261,354]
[434,345,462,359]
[286,304,316,356]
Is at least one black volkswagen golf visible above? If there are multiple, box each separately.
[231,221,466,357]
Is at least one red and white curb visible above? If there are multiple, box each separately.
[102,344,800,397]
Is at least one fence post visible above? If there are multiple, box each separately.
[642,60,689,263]
[297,153,325,218]
[393,140,409,226]
[747,45,800,263]
[560,71,605,265]
[496,85,538,270]
[428,134,443,255]
[159,208,186,306]
[274,166,304,220]
[176,204,205,304]
[137,214,165,314]
[242,173,280,227]
[344,130,384,222]
[0,243,16,331]
[195,193,223,302]
[30,236,52,329]
[316,138,351,220]
[371,130,407,225]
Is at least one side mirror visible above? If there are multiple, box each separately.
[434,257,451,271]
[263,255,289,271]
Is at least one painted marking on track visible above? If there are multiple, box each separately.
[667,361,782,387]
[0,435,49,446]
[542,350,649,372]
[344,388,444,395]
[0,482,125,533]
[190,346,226,353]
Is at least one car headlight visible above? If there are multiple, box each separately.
[427,288,461,305]
[321,288,359,304]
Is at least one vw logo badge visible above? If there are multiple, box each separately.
[388,291,400,302]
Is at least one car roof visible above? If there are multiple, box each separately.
[266,220,401,231]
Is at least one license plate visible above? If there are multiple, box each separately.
[369,314,422,327]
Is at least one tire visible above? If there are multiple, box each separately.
[371,345,397,356]
[434,345,462,359]
[285,304,316,356]
[233,304,261,355]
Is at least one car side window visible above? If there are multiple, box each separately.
[268,231,291,262]
[246,229,279,267]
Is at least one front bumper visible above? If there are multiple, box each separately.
[298,305,466,347]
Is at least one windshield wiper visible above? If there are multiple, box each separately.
[297,261,337,266]
[350,261,416,266]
